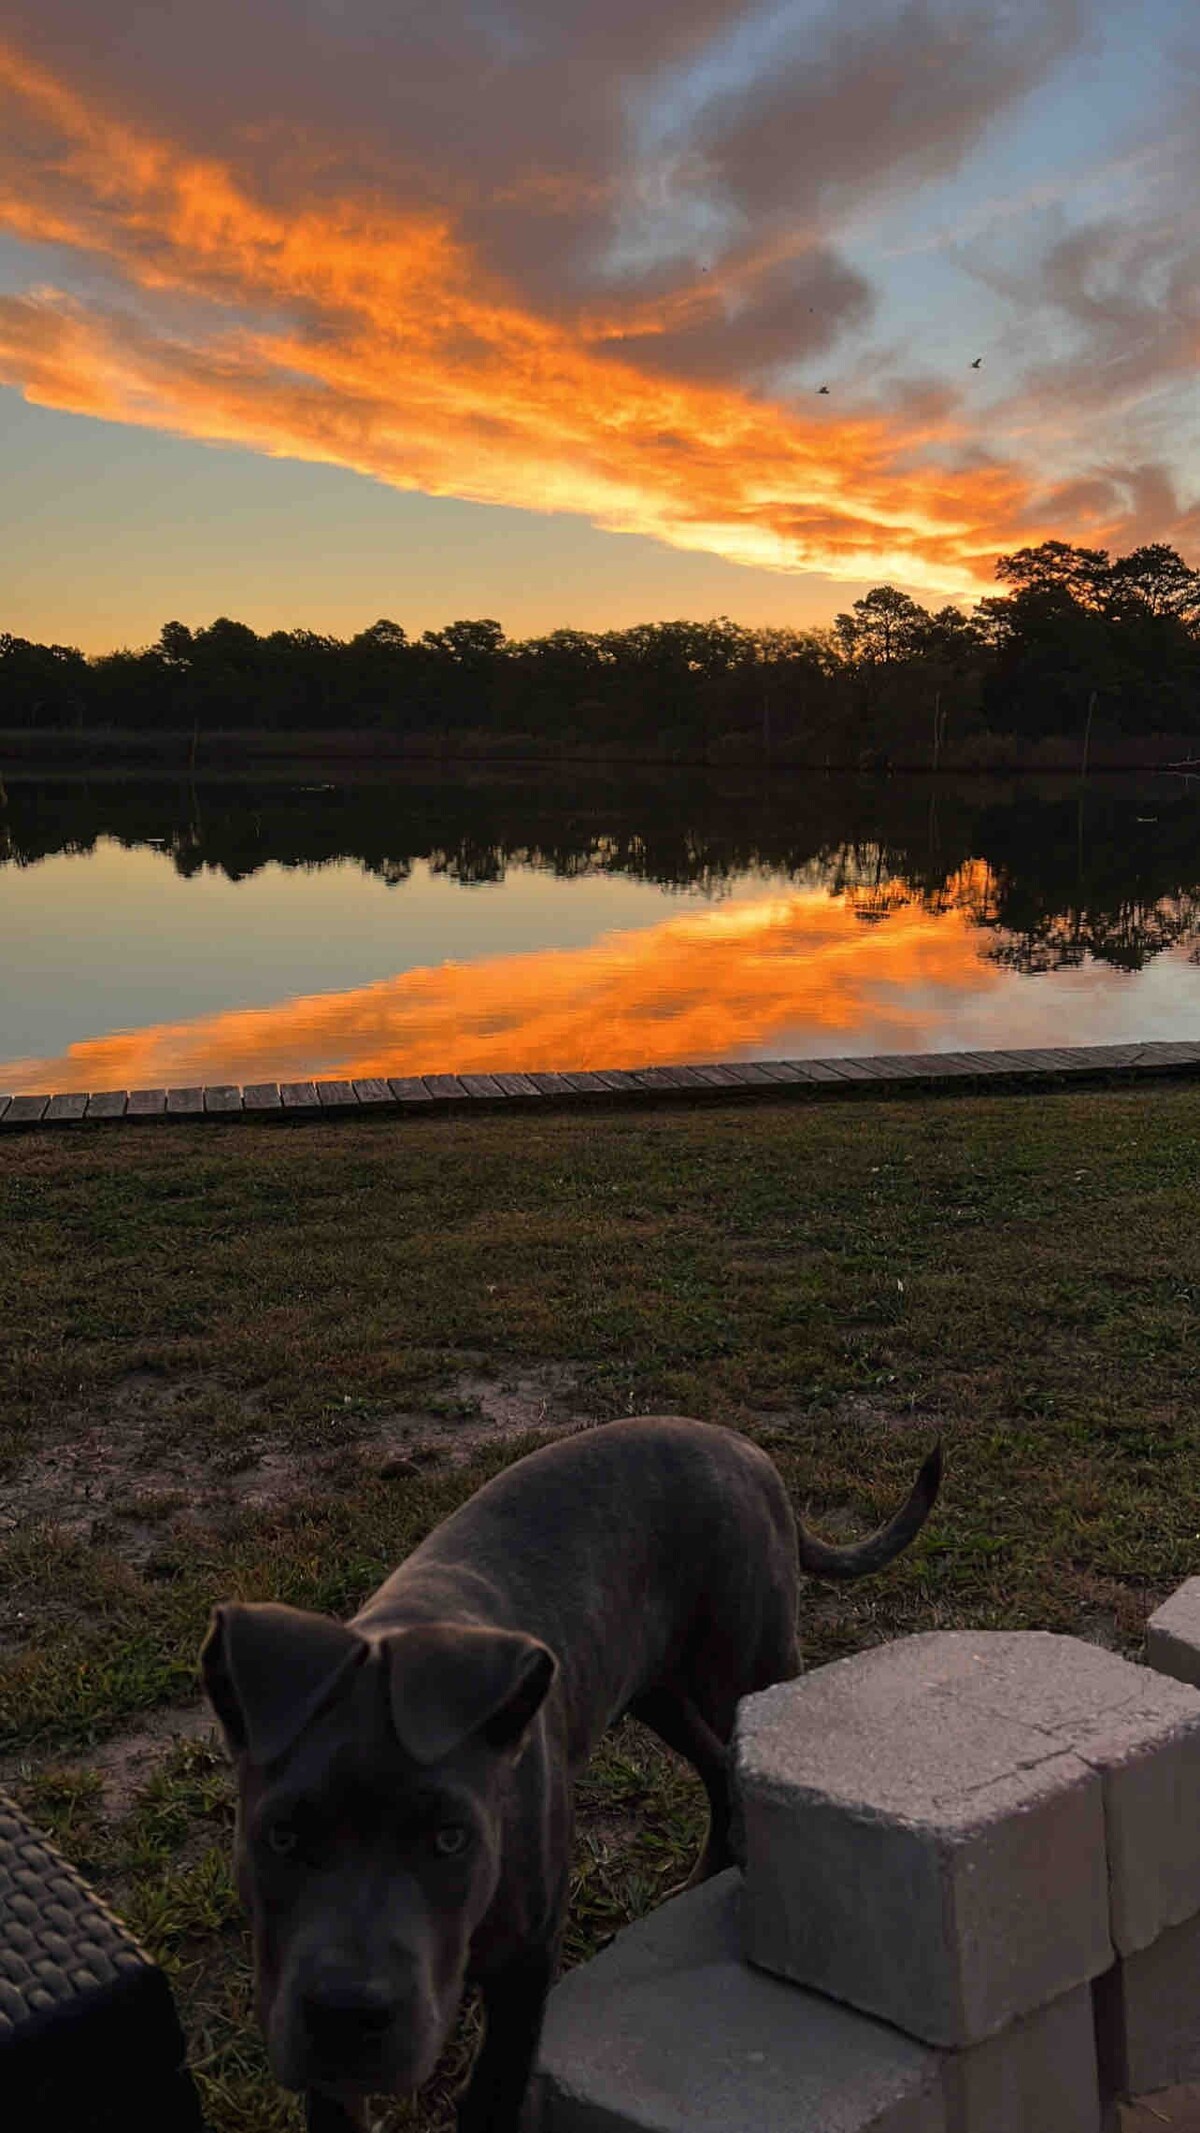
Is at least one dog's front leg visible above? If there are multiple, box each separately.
[456,1948,556,2133]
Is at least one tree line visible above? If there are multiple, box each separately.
[3,539,1199,764]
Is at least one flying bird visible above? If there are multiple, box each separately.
[817,384,830,394]
[971,357,983,369]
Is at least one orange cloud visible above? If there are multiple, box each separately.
[0,37,1063,601]
[0,873,1000,1095]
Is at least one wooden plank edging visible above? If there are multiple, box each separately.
[1,1042,1200,1132]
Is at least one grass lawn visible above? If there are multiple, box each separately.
[2,1085,1200,2126]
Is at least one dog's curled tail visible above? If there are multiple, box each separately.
[795,1440,943,1581]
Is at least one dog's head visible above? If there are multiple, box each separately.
[200,1602,556,2104]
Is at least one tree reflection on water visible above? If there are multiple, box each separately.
[2,764,1198,976]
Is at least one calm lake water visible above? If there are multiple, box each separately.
[3,765,1200,1093]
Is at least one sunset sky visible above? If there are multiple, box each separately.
[2,0,1198,653]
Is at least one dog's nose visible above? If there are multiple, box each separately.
[302,1979,394,2043]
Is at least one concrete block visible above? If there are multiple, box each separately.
[1146,1582,1200,1692]
[935,1633,1200,1955]
[735,1634,1114,2045]
[537,1876,1101,2133]
[943,1983,1100,2133]
[536,1872,947,2133]
[1095,1912,1200,2099]
[737,1634,1200,2023]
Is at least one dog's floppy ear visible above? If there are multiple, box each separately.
[384,1624,557,1765]
[200,1602,367,1767]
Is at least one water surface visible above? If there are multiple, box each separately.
[2,768,1198,1092]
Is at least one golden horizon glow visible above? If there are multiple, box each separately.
[0,873,1001,1095]
[0,37,1088,611]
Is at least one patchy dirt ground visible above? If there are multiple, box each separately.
[0,1702,222,1815]
[0,1361,947,1592]
[0,1361,612,1812]
[0,1362,597,1561]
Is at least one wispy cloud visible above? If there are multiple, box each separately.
[0,1,1193,606]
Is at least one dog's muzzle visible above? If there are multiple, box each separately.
[303,1979,395,2050]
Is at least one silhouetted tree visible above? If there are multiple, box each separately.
[158,620,194,666]
[0,634,89,727]
[995,540,1112,609]
[834,586,928,666]
[1107,544,1200,621]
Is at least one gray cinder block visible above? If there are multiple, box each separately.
[1094,1912,1200,2100]
[928,1631,1200,1956]
[735,1634,1112,2044]
[536,1875,1101,2133]
[943,1984,1101,2133]
[1146,1581,1200,1693]
[736,1633,1200,2043]
[536,1872,947,2133]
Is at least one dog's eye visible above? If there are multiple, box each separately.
[432,1824,469,1858]
[265,1822,299,1859]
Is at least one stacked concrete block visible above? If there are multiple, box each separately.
[735,1636,1113,2046]
[1146,1580,1200,1691]
[940,1984,1098,2133]
[735,1633,1200,2128]
[537,1871,948,2133]
[536,1630,1200,2133]
[538,1889,1100,2133]
[1094,1586,1200,2100]
[1094,1913,1200,2097]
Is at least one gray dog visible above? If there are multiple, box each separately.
[201,1417,940,2133]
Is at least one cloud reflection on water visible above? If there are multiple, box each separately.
[0,871,1000,1094]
